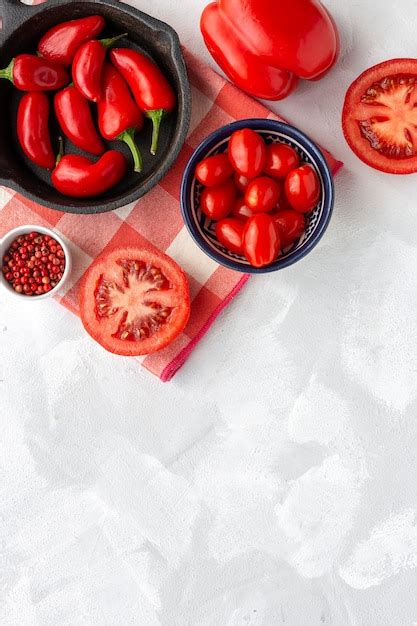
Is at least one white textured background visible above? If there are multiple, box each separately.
[2,0,417,624]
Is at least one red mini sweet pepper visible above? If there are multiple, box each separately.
[201,0,339,100]
[72,33,127,102]
[52,144,127,198]
[54,85,104,156]
[38,15,106,67]
[0,54,69,91]
[97,63,144,173]
[110,48,176,155]
[17,92,55,169]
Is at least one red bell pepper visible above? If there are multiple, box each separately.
[110,48,176,155]
[54,85,104,156]
[97,64,144,173]
[17,92,55,169]
[38,15,105,67]
[72,33,127,102]
[0,54,69,91]
[52,146,127,198]
[200,0,339,101]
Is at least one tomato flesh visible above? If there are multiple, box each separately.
[342,59,417,174]
[80,247,190,356]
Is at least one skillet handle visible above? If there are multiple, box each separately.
[0,0,45,44]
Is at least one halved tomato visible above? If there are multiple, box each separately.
[342,59,417,174]
[79,247,190,356]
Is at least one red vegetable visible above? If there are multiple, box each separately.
[245,176,281,213]
[200,180,236,220]
[264,143,300,178]
[38,15,106,66]
[201,0,339,100]
[285,164,321,213]
[234,173,251,193]
[243,213,280,268]
[79,246,190,356]
[110,48,176,155]
[17,92,55,169]
[54,85,104,156]
[195,153,234,187]
[215,218,244,255]
[273,210,305,248]
[52,149,127,198]
[231,198,254,222]
[229,129,266,178]
[72,33,126,102]
[342,58,417,175]
[2,231,66,296]
[0,54,69,91]
[97,63,144,173]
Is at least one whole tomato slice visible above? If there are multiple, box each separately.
[195,153,234,187]
[228,128,266,178]
[264,143,300,178]
[272,209,305,247]
[342,59,417,174]
[243,213,280,268]
[79,247,190,356]
[232,197,254,221]
[200,180,236,220]
[245,176,281,213]
[215,218,244,254]
[285,164,321,213]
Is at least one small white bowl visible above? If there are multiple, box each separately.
[0,225,72,300]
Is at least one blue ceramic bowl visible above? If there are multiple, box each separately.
[180,119,334,274]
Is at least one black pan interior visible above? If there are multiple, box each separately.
[0,1,190,213]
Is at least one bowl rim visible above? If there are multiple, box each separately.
[180,118,335,274]
[0,224,72,300]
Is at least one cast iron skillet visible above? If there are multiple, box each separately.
[0,0,191,214]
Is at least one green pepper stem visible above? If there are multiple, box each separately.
[56,136,64,166]
[0,59,14,84]
[101,33,128,49]
[119,127,143,173]
[147,109,165,156]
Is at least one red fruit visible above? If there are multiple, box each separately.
[285,164,321,213]
[195,154,234,187]
[272,210,306,247]
[243,213,280,268]
[200,180,236,220]
[215,218,245,255]
[228,128,266,178]
[264,143,300,178]
[245,176,281,213]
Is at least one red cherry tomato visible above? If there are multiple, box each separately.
[215,218,244,254]
[200,180,236,220]
[243,213,280,268]
[195,153,234,187]
[228,128,266,178]
[285,164,320,213]
[231,197,254,222]
[264,143,300,178]
[272,210,305,248]
[245,176,281,213]
[234,173,251,193]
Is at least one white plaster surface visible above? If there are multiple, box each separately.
[2,0,417,624]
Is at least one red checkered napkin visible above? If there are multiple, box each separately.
[0,49,342,381]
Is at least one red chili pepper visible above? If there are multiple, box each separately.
[17,92,55,169]
[72,33,127,102]
[54,85,104,156]
[0,54,69,91]
[110,48,176,155]
[97,64,144,173]
[52,146,127,198]
[201,0,339,100]
[38,15,106,67]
